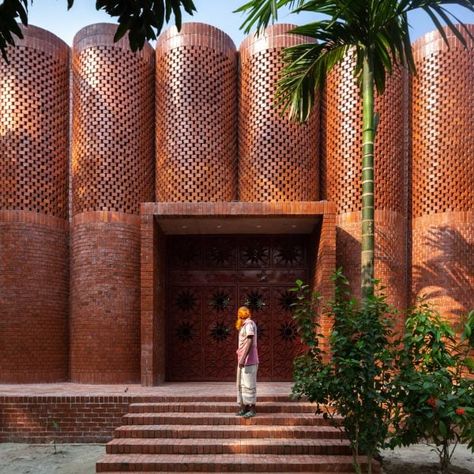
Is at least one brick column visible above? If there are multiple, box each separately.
[70,24,154,383]
[411,26,474,324]
[0,26,69,382]
[322,53,408,325]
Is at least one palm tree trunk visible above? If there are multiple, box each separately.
[361,53,375,299]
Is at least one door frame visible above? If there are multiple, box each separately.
[139,201,336,386]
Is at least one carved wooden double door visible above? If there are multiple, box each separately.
[166,234,310,381]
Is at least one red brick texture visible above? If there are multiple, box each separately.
[0,395,131,443]
[0,26,69,383]
[71,24,155,215]
[411,26,474,322]
[70,212,141,383]
[321,53,408,318]
[239,25,319,202]
[69,24,155,383]
[0,212,69,383]
[155,23,238,202]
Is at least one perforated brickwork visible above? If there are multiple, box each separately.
[0,26,69,218]
[156,23,237,202]
[239,24,319,202]
[321,53,406,214]
[411,26,474,218]
[72,24,155,215]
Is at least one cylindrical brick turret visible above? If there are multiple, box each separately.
[411,26,474,322]
[71,24,155,383]
[156,23,237,201]
[238,24,319,201]
[322,53,407,315]
[0,25,69,382]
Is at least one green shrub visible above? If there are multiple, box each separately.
[291,271,398,474]
[390,305,474,473]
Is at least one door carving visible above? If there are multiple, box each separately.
[166,234,309,381]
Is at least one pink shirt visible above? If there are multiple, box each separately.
[236,319,259,366]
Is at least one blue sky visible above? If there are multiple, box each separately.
[28,1,474,47]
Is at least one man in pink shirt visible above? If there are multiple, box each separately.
[235,306,259,418]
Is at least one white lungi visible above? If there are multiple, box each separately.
[236,363,258,405]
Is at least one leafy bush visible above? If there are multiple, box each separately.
[390,304,474,473]
[291,271,398,474]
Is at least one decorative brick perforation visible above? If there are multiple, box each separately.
[239,24,319,202]
[0,26,69,218]
[412,26,474,218]
[411,27,474,326]
[156,23,237,202]
[72,24,155,215]
[321,54,406,214]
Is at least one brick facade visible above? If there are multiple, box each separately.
[239,25,319,202]
[0,26,69,383]
[411,26,474,324]
[0,23,473,385]
[321,54,408,324]
[69,25,155,383]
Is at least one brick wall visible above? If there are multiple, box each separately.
[156,23,238,202]
[411,26,474,324]
[0,26,70,383]
[0,395,131,443]
[239,24,319,202]
[321,53,408,324]
[70,24,155,383]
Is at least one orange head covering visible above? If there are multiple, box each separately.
[235,306,251,330]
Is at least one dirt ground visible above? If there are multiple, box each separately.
[0,443,472,474]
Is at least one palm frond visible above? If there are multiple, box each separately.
[236,0,306,34]
[276,41,349,121]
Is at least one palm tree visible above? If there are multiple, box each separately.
[236,0,474,300]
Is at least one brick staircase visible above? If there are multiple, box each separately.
[96,395,378,473]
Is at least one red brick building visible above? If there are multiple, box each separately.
[0,22,473,386]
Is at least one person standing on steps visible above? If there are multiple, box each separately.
[235,305,259,418]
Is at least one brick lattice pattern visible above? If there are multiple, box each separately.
[0,26,70,383]
[70,24,154,384]
[0,26,69,218]
[321,52,407,313]
[411,26,474,321]
[72,24,155,215]
[155,23,238,202]
[239,24,319,202]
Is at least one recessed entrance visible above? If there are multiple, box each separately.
[166,234,309,381]
[139,201,335,386]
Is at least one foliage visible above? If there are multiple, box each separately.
[237,0,474,121]
[0,0,196,61]
[237,0,474,301]
[390,305,474,473]
[290,270,398,474]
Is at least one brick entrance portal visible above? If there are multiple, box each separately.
[166,234,309,381]
[140,202,336,386]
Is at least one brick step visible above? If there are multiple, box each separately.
[96,454,378,473]
[106,437,352,455]
[128,401,317,414]
[115,424,345,439]
[101,472,357,474]
[124,412,336,426]
[127,395,295,403]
